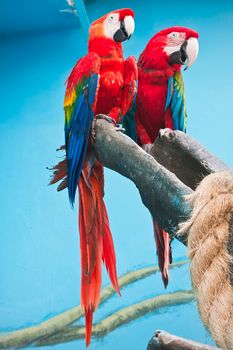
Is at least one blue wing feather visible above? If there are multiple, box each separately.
[66,73,99,206]
[165,71,187,133]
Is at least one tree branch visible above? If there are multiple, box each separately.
[151,129,229,190]
[0,261,187,349]
[0,118,227,349]
[94,119,229,243]
[94,119,192,244]
[147,330,220,350]
[36,291,193,347]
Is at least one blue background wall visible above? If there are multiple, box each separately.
[0,0,232,349]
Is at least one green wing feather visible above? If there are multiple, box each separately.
[165,71,187,132]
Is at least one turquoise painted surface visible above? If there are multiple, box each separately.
[1,0,232,348]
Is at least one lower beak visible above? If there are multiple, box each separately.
[113,21,129,42]
[169,37,199,69]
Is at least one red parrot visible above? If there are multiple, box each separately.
[50,9,137,346]
[123,27,199,287]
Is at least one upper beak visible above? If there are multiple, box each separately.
[184,37,199,69]
[113,15,135,42]
[169,37,199,69]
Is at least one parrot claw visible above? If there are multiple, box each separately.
[158,128,174,139]
[142,143,153,153]
[95,114,117,125]
[56,145,66,152]
[115,125,125,132]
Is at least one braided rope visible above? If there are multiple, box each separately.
[180,171,233,349]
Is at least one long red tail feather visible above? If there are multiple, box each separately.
[85,307,93,347]
[50,155,119,346]
[153,220,172,288]
[102,204,120,295]
[78,159,120,345]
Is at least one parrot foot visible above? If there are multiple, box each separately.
[56,145,66,152]
[158,128,174,139]
[115,125,125,133]
[95,114,117,125]
[142,143,153,153]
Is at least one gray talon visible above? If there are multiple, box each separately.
[159,128,173,139]
[142,143,153,153]
[115,126,125,132]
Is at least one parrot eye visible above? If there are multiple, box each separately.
[107,13,119,24]
[169,32,179,39]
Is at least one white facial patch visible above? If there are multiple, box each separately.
[164,32,186,55]
[124,15,135,37]
[104,13,120,39]
[164,44,182,56]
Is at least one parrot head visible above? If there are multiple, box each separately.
[89,8,135,43]
[141,26,199,71]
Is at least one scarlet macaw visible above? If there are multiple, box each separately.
[50,9,137,345]
[123,26,199,287]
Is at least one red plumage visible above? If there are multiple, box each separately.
[50,9,137,346]
[134,27,199,287]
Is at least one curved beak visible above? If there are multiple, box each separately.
[184,37,199,69]
[168,37,199,69]
[113,15,135,42]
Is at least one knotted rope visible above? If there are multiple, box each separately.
[180,171,233,350]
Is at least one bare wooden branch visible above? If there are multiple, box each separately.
[94,119,230,243]
[151,129,229,190]
[36,291,193,347]
[147,330,220,350]
[0,261,187,349]
[94,119,192,244]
